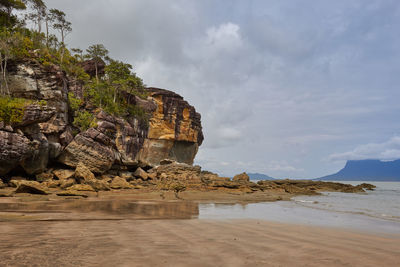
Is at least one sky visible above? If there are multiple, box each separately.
[46,0,400,178]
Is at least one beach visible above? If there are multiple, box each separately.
[1,219,399,267]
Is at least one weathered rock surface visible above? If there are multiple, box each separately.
[81,59,105,78]
[66,184,95,192]
[53,169,74,180]
[233,172,250,182]
[137,88,203,166]
[0,130,33,175]
[1,61,203,176]
[14,181,49,195]
[86,179,110,191]
[56,190,88,198]
[110,177,132,189]
[58,129,115,174]
[74,162,96,182]
[133,167,148,180]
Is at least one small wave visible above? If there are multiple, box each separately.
[295,200,318,204]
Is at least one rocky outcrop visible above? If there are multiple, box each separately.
[58,128,115,173]
[0,61,203,176]
[80,59,105,78]
[138,88,203,166]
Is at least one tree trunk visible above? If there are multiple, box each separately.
[0,52,3,95]
[95,62,98,84]
[3,57,9,95]
[45,20,49,47]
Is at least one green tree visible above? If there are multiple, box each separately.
[49,8,71,64]
[0,30,21,95]
[105,59,144,103]
[86,44,108,84]
[0,0,26,27]
[25,0,46,33]
[49,8,71,44]
[71,47,83,61]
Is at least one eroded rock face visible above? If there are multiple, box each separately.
[8,61,69,135]
[0,130,33,175]
[137,88,203,166]
[58,129,115,174]
[0,62,203,177]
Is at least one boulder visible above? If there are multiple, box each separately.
[15,181,49,195]
[133,167,148,180]
[110,176,132,189]
[35,172,54,182]
[233,172,250,182]
[58,129,115,174]
[0,130,33,175]
[119,171,134,181]
[60,178,76,189]
[53,169,75,180]
[20,132,49,175]
[8,177,27,188]
[43,180,61,188]
[56,190,88,198]
[86,179,111,191]
[15,104,56,127]
[74,162,96,182]
[66,184,95,192]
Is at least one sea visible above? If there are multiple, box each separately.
[198,181,400,234]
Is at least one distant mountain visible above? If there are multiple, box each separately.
[247,173,276,180]
[317,159,400,181]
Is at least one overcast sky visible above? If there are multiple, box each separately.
[48,0,400,178]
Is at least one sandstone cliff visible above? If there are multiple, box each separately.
[0,60,203,176]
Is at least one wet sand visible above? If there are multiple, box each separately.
[0,195,399,266]
[1,217,399,266]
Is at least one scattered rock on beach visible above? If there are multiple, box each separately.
[110,177,132,189]
[35,172,54,182]
[75,162,96,182]
[15,181,49,195]
[0,179,5,189]
[56,190,88,198]
[66,184,95,192]
[133,167,148,180]
[53,169,75,180]
[232,172,250,182]
[87,179,111,191]
[60,178,76,189]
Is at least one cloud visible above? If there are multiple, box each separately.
[206,23,242,51]
[329,136,400,161]
[47,0,400,178]
[265,161,304,173]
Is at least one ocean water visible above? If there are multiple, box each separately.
[199,181,400,234]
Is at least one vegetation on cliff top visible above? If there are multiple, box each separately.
[0,0,148,127]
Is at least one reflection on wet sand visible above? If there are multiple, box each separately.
[0,199,199,221]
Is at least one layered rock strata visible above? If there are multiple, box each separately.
[0,60,203,176]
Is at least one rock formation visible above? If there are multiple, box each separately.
[0,60,203,176]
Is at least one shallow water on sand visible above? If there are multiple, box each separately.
[199,181,400,234]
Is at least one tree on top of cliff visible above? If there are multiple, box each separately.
[25,0,46,33]
[86,44,109,84]
[0,0,26,27]
[49,8,71,45]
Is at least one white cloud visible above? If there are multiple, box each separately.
[265,161,304,173]
[329,136,400,161]
[49,0,400,178]
[206,22,242,51]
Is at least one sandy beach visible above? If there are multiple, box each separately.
[1,218,399,267]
